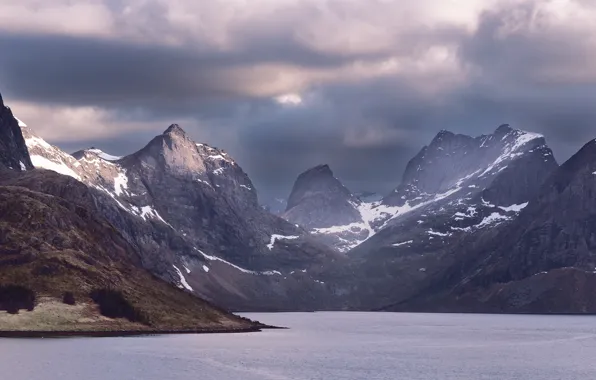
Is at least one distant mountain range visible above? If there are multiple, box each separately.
[284,125,556,252]
[4,87,596,315]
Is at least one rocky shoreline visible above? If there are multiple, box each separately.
[0,323,286,338]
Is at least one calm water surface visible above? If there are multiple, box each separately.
[1,312,596,380]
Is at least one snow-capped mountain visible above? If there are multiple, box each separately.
[286,124,558,255]
[338,124,559,309]
[282,164,421,252]
[18,120,339,311]
[367,124,557,240]
[387,138,596,314]
[283,165,374,251]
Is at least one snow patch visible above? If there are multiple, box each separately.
[15,117,27,128]
[202,265,210,273]
[451,226,473,232]
[196,249,256,274]
[30,155,81,180]
[173,265,193,292]
[477,212,510,228]
[19,161,26,171]
[313,222,367,235]
[262,270,283,276]
[139,206,173,227]
[499,202,529,213]
[392,240,413,247]
[267,234,300,250]
[194,248,284,276]
[207,155,227,161]
[88,148,122,161]
[113,172,128,196]
[427,230,451,237]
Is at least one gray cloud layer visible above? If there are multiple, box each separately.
[1,0,596,203]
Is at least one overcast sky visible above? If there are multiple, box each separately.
[1,0,595,202]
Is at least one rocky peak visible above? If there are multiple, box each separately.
[163,124,187,138]
[286,164,353,212]
[384,125,555,208]
[0,92,33,171]
[283,164,365,248]
[494,123,513,136]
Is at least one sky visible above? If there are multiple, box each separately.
[1,0,596,204]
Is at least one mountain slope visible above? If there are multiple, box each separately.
[19,121,340,311]
[0,183,256,333]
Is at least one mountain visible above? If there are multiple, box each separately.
[381,125,555,211]
[283,165,373,251]
[20,120,340,311]
[0,97,259,334]
[326,125,559,309]
[389,138,596,313]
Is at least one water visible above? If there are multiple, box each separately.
[1,312,596,380]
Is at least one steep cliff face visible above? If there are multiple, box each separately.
[0,94,32,171]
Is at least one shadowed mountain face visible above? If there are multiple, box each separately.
[286,164,356,221]
[283,165,368,251]
[18,111,340,311]
[392,138,596,313]
[382,124,557,210]
[0,94,32,172]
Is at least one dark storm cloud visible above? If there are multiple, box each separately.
[452,1,596,160]
[2,0,596,203]
[0,31,371,108]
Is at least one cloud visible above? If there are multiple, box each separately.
[2,0,596,202]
